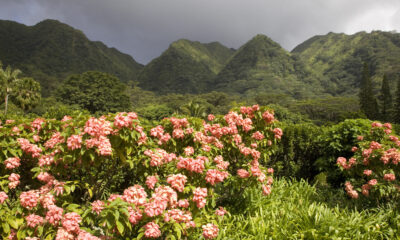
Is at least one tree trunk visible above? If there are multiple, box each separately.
[4,93,8,115]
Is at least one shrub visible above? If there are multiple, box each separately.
[0,105,280,239]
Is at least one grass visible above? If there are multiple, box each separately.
[213,178,400,239]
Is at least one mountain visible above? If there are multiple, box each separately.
[137,39,235,94]
[0,19,143,96]
[292,31,400,96]
[214,34,326,99]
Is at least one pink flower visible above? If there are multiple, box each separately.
[384,173,396,181]
[76,229,101,240]
[178,199,189,208]
[56,227,74,240]
[8,173,20,189]
[273,128,283,139]
[62,212,82,233]
[91,200,105,214]
[237,169,250,178]
[184,146,194,156]
[262,184,272,195]
[144,222,161,238]
[39,154,55,167]
[114,112,137,128]
[0,192,8,204]
[26,214,44,228]
[37,172,54,183]
[167,174,187,192]
[40,193,56,209]
[351,146,358,152]
[208,114,215,121]
[20,190,39,210]
[44,132,65,149]
[33,135,40,142]
[67,135,82,150]
[193,187,207,208]
[205,169,229,185]
[4,157,20,169]
[202,223,219,239]
[164,209,192,223]
[146,175,158,189]
[123,185,148,206]
[215,206,227,216]
[172,128,185,139]
[370,141,382,150]
[368,179,378,186]
[252,131,264,140]
[84,117,112,137]
[128,206,143,225]
[384,123,392,129]
[363,169,372,176]
[262,111,275,123]
[357,135,364,141]
[46,205,64,225]
[371,122,383,128]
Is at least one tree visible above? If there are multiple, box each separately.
[380,74,393,122]
[395,77,400,123]
[55,71,131,113]
[359,63,378,119]
[0,62,22,115]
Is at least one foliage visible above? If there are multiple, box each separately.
[9,77,41,112]
[337,122,400,203]
[138,39,234,94]
[0,105,280,239]
[0,19,143,96]
[55,71,131,114]
[217,178,400,239]
[270,123,321,179]
[287,97,365,125]
[380,74,393,122]
[359,63,379,119]
[315,119,372,187]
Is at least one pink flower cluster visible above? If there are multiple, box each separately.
[18,138,42,158]
[128,206,143,225]
[8,173,20,189]
[177,156,205,173]
[337,157,357,170]
[144,222,161,238]
[193,187,207,208]
[84,117,112,137]
[205,169,229,185]
[20,190,40,209]
[344,181,358,199]
[91,200,105,214]
[202,223,219,239]
[67,134,82,150]
[144,148,176,166]
[164,209,192,223]
[0,191,8,204]
[26,214,44,228]
[31,118,45,132]
[167,174,187,192]
[44,132,65,149]
[62,212,82,233]
[86,136,112,156]
[123,185,148,205]
[4,157,20,169]
[146,175,158,189]
[114,112,138,129]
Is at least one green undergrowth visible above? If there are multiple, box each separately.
[216,178,400,239]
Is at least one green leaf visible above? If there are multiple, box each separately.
[116,221,124,235]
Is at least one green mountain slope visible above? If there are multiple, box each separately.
[292,31,400,96]
[137,39,235,94]
[214,34,325,99]
[0,19,143,96]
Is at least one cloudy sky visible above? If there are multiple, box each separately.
[1,0,400,64]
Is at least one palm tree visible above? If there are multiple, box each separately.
[0,62,22,115]
[10,77,41,112]
[180,101,206,118]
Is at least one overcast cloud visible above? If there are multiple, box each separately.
[1,0,400,63]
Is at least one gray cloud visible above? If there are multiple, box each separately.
[1,0,400,63]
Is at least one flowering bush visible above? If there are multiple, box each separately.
[0,106,281,239]
[337,122,400,201]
